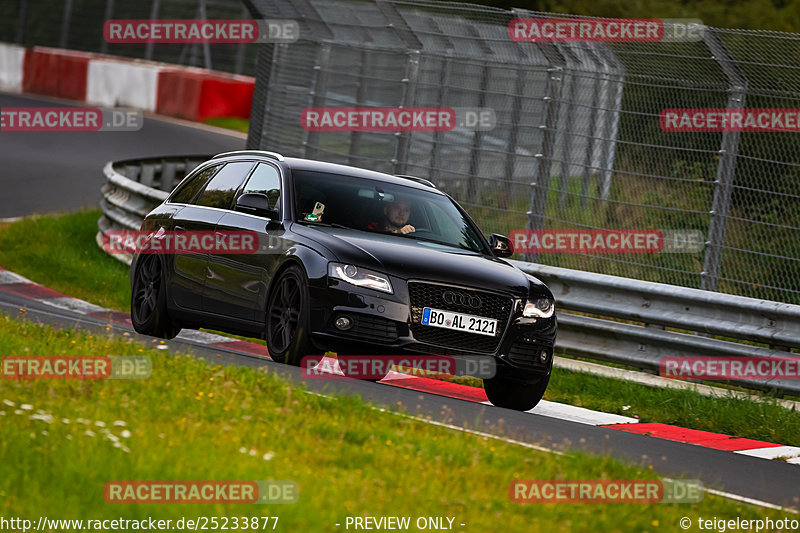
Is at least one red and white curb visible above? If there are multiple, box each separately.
[1,264,798,466]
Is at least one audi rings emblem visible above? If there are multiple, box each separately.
[442,291,482,309]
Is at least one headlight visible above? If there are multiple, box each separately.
[328,263,393,294]
[522,297,555,318]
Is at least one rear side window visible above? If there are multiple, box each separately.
[169,165,220,204]
[195,162,255,209]
[239,163,281,210]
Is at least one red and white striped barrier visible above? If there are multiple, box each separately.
[0,43,254,122]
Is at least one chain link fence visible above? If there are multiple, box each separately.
[2,0,800,304]
[244,0,800,305]
[0,0,256,74]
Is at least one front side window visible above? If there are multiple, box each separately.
[238,163,281,211]
[194,161,255,209]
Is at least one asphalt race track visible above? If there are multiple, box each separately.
[0,93,798,512]
[0,93,244,219]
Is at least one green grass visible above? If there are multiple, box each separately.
[1,210,798,448]
[1,313,797,528]
[204,117,250,134]
[0,210,131,311]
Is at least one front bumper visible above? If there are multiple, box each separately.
[307,276,556,377]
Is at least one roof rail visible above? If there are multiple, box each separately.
[212,150,285,162]
[395,174,436,188]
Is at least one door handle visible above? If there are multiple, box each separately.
[175,225,186,231]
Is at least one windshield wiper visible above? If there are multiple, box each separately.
[397,233,477,252]
[297,221,352,230]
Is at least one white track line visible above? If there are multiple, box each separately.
[481,400,639,426]
[39,297,107,315]
[0,270,34,285]
[176,329,236,344]
[735,446,800,461]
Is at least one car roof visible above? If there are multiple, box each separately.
[210,151,444,193]
[282,157,442,193]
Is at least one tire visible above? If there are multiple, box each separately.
[266,265,313,366]
[483,372,550,411]
[130,254,181,339]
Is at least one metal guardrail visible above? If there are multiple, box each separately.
[97,155,211,265]
[99,157,800,395]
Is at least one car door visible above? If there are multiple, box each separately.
[166,163,222,311]
[169,161,255,311]
[205,162,284,322]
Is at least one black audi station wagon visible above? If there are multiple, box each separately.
[130,150,557,410]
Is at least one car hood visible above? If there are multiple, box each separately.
[292,224,546,297]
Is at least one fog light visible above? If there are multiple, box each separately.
[335,316,354,330]
[540,350,549,363]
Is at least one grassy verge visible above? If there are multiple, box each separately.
[204,117,250,134]
[1,313,796,528]
[0,210,798,447]
[0,210,130,311]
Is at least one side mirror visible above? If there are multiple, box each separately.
[236,193,278,220]
[488,234,513,258]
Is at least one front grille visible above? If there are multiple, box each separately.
[408,282,513,354]
[330,314,398,343]
[507,342,550,372]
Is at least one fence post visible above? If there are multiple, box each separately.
[525,56,563,263]
[581,67,601,207]
[145,0,161,61]
[701,28,746,292]
[558,61,576,207]
[59,0,73,49]
[430,56,451,182]
[100,0,115,54]
[233,5,249,75]
[15,0,27,44]
[502,67,525,210]
[467,62,490,202]
[199,0,212,70]
[393,49,420,175]
[348,49,369,166]
[245,42,278,150]
[304,43,332,160]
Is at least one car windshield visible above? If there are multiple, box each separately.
[292,170,486,253]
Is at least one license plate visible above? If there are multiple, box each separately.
[421,307,498,337]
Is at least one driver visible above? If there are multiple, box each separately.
[382,196,415,234]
